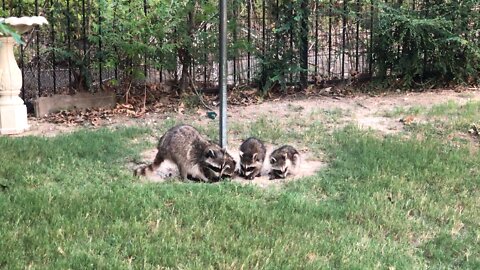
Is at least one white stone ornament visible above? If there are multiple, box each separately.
[0,16,48,134]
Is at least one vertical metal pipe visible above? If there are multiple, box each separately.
[35,0,41,96]
[51,0,57,94]
[219,0,227,148]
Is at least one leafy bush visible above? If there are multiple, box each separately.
[372,0,480,87]
[256,0,309,93]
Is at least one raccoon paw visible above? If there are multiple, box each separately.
[133,165,148,176]
[269,172,282,180]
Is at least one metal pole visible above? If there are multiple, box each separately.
[219,0,227,148]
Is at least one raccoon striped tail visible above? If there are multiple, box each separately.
[134,164,156,176]
[133,152,164,176]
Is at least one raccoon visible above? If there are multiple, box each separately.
[221,150,237,178]
[239,137,267,180]
[269,145,300,180]
[134,124,235,182]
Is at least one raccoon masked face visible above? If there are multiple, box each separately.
[269,154,291,179]
[239,152,262,178]
[201,147,236,182]
[201,147,222,181]
[221,151,237,178]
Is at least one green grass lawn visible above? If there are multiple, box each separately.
[1,103,479,269]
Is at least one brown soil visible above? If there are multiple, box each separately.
[14,88,480,187]
[136,144,326,189]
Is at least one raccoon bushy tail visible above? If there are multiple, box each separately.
[134,151,164,176]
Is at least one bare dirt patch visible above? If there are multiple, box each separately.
[227,88,480,134]
[19,88,480,137]
[135,143,326,189]
[12,88,480,187]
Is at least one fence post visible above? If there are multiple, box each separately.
[98,0,103,89]
[143,0,148,81]
[35,0,41,96]
[369,0,374,75]
[314,0,319,80]
[328,0,332,78]
[219,0,227,148]
[341,0,347,80]
[300,0,309,90]
[50,0,57,94]
[67,0,72,92]
[233,0,237,85]
[355,0,360,72]
[15,1,26,100]
[247,0,251,83]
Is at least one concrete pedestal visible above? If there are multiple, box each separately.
[0,37,29,134]
[0,102,29,134]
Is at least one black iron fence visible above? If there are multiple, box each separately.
[0,0,459,101]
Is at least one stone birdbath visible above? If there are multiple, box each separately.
[0,16,48,134]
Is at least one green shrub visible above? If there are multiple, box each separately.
[372,0,480,87]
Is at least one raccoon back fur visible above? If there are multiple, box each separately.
[269,145,300,180]
[134,124,235,182]
[239,137,266,180]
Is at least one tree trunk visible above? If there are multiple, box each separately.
[178,8,195,93]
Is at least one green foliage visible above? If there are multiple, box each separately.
[2,0,250,91]
[372,0,480,87]
[257,0,310,93]
[0,113,479,268]
[0,22,25,45]
[3,0,480,92]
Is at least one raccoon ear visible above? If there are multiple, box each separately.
[270,157,276,164]
[282,153,288,160]
[293,153,300,162]
[206,148,216,158]
[252,153,258,161]
[239,151,243,158]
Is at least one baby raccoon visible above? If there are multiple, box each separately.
[269,145,300,180]
[239,137,266,180]
[221,150,237,178]
[134,124,235,182]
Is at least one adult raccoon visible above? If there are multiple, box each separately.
[269,145,300,180]
[134,124,235,182]
[239,137,266,180]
